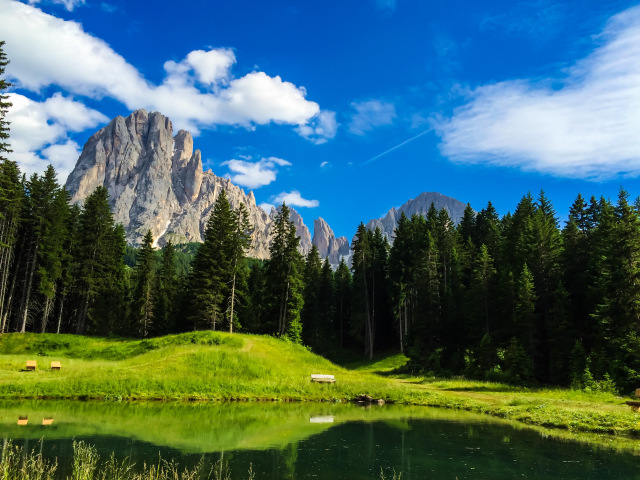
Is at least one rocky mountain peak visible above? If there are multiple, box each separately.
[65,109,314,258]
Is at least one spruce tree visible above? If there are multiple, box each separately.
[228,203,252,333]
[334,258,352,349]
[351,223,375,358]
[153,241,177,336]
[264,203,304,341]
[302,245,322,347]
[186,190,235,331]
[131,230,156,337]
[0,41,12,162]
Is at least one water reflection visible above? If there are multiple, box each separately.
[1,400,639,479]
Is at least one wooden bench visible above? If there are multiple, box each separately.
[50,361,61,370]
[311,374,335,383]
[17,416,28,426]
[26,360,36,371]
[42,418,54,426]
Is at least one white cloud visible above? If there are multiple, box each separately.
[320,161,329,168]
[296,110,337,144]
[6,93,107,180]
[273,190,319,208]
[29,0,84,12]
[164,49,235,87]
[222,156,292,189]
[348,99,396,135]
[0,0,332,139]
[438,5,640,180]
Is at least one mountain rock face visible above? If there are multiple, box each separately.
[312,218,350,264]
[365,192,468,242]
[65,109,312,258]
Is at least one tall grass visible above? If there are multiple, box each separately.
[0,440,257,480]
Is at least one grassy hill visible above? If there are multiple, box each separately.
[0,331,413,402]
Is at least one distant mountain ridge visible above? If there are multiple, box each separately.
[65,109,468,261]
[364,192,468,242]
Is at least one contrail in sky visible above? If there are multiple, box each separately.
[362,127,433,166]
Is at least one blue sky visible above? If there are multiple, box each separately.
[2,0,640,238]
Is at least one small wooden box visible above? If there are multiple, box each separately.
[50,361,61,370]
[26,360,36,371]
[42,418,54,426]
[17,416,28,426]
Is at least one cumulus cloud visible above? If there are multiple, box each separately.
[222,156,291,189]
[348,99,396,135]
[0,0,331,138]
[438,5,640,180]
[273,190,319,208]
[6,93,108,180]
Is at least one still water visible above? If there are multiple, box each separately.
[1,400,639,479]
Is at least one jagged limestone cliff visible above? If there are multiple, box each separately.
[65,109,312,258]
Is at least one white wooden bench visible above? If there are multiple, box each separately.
[311,374,335,383]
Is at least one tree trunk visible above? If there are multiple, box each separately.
[229,254,238,334]
[56,296,65,334]
[40,290,55,334]
[19,242,38,333]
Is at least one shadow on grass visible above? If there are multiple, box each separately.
[438,385,524,393]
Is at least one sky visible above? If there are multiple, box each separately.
[2,0,640,238]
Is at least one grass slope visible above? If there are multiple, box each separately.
[1,331,640,443]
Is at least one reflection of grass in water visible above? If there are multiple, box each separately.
[2,400,640,457]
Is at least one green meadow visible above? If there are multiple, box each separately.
[1,331,640,444]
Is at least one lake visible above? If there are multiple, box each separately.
[1,400,639,479]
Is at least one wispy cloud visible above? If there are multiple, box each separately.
[348,99,396,135]
[273,190,319,208]
[480,0,566,43]
[28,0,84,12]
[438,5,640,180]
[222,156,291,189]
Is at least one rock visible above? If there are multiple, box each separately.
[313,218,350,264]
[65,109,307,258]
[364,192,469,243]
[353,394,385,405]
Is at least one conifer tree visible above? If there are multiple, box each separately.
[0,41,12,162]
[131,230,156,337]
[152,241,177,336]
[264,203,303,341]
[334,257,352,349]
[186,190,234,331]
[228,203,252,333]
[0,159,22,332]
[75,186,126,335]
[302,245,322,347]
[351,223,375,358]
